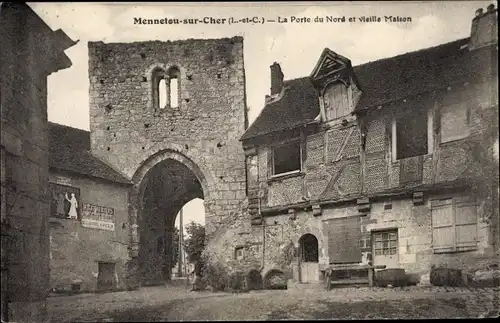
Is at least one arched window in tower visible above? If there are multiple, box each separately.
[168,66,180,109]
[152,68,167,111]
[158,78,167,109]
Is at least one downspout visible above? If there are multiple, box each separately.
[260,193,265,272]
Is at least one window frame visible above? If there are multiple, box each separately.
[391,106,434,162]
[167,66,181,109]
[151,66,181,112]
[431,196,479,254]
[322,80,351,121]
[235,246,244,260]
[372,230,398,256]
[270,139,303,178]
[158,77,168,110]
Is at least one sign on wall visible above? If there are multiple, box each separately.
[49,183,81,220]
[81,203,115,231]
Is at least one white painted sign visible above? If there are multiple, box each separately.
[81,203,115,231]
[81,219,115,231]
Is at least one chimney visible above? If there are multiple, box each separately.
[469,3,498,50]
[270,62,284,96]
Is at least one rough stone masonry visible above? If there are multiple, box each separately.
[87,37,249,287]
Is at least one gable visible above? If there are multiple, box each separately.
[310,48,355,88]
[311,49,349,80]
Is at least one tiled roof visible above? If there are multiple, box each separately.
[49,122,132,185]
[241,38,498,141]
[240,77,320,141]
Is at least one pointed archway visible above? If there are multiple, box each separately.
[126,150,209,287]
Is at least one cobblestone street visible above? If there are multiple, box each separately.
[48,285,500,321]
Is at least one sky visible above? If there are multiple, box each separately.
[29,1,495,233]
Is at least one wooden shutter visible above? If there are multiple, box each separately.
[431,199,454,253]
[323,216,361,264]
[324,83,349,120]
[440,103,469,143]
[454,200,478,250]
[432,197,478,253]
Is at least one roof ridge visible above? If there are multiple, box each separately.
[352,37,470,69]
[49,121,90,133]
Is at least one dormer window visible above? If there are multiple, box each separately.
[323,81,350,120]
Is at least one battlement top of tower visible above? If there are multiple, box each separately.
[88,36,243,47]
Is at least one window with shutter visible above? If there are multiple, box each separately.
[323,82,350,121]
[440,103,470,143]
[431,196,478,253]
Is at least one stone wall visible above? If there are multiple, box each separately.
[48,172,129,293]
[1,4,74,322]
[242,190,496,283]
[87,37,248,284]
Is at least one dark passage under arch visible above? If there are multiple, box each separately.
[137,158,205,285]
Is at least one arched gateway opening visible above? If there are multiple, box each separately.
[130,151,208,286]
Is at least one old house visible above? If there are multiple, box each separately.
[47,122,132,293]
[238,5,498,287]
[1,2,77,322]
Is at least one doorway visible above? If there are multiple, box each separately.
[372,229,399,269]
[299,234,319,283]
[97,261,116,292]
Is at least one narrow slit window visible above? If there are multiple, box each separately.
[167,66,181,109]
[170,77,179,108]
[159,78,167,109]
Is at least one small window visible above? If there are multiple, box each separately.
[440,103,470,143]
[151,66,181,111]
[168,66,180,109]
[394,108,428,160]
[372,230,398,256]
[158,78,167,109]
[235,247,244,260]
[169,77,179,108]
[272,141,301,176]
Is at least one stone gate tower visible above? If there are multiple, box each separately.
[88,37,248,285]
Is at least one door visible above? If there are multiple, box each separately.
[97,262,116,292]
[300,262,319,283]
[372,230,399,269]
[299,234,320,283]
